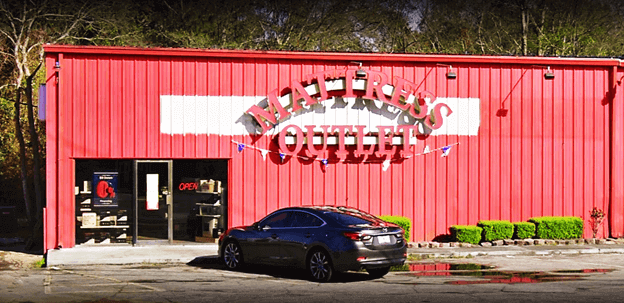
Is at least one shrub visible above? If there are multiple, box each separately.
[477,220,513,241]
[529,216,583,239]
[513,222,536,239]
[450,225,483,244]
[379,215,412,242]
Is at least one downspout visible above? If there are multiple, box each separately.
[609,62,623,238]
[56,53,63,249]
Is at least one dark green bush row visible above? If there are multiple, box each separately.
[478,220,514,241]
[452,216,581,243]
[529,216,583,239]
[450,225,483,244]
[513,222,536,239]
[379,215,411,241]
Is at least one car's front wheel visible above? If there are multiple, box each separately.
[307,249,333,282]
[367,267,390,279]
[222,241,243,270]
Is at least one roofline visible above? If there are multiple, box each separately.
[44,44,623,67]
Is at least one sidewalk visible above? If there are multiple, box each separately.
[43,241,624,266]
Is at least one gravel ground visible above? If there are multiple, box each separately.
[0,247,44,270]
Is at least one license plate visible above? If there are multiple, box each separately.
[377,235,391,244]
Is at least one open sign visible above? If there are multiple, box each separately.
[179,182,198,191]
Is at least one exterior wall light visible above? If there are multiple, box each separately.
[544,66,555,80]
[446,65,457,79]
[355,62,367,78]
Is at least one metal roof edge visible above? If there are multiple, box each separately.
[43,44,622,67]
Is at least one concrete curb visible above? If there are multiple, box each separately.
[42,242,624,266]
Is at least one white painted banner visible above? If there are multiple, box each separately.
[160,78,481,137]
[160,95,481,137]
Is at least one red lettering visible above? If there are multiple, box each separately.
[343,70,358,98]
[396,125,416,157]
[178,182,198,191]
[278,125,304,156]
[332,125,353,159]
[375,126,395,157]
[305,125,330,158]
[290,81,319,112]
[354,125,375,157]
[388,78,412,111]
[304,71,330,102]
[364,70,390,103]
[425,103,453,130]
[246,89,291,134]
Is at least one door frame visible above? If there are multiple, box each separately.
[133,160,173,245]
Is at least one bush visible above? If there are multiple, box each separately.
[477,220,513,241]
[450,225,483,244]
[379,215,412,242]
[529,216,583,239]
[513,222,536,239]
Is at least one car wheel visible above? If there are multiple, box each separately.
[367,267,390,279]
[307,249,333,282]
[222,241,243,270]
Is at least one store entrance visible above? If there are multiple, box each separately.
[134,161,173,244]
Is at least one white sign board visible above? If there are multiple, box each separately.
[146,174,159,210]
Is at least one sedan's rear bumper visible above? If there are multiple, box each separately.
[332,243,407,272]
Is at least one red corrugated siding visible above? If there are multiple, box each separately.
[44,46,624,250]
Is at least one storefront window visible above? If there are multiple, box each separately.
[172,160,228,242]
[74,160,133,245]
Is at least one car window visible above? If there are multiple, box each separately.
[324,212,379,226]
[260,211,292,228]
[290,211,324,227]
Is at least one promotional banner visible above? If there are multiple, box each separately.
[93,172,118,207]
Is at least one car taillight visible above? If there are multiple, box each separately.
[343,231,371,241]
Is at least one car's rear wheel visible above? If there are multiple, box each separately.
[307,249,333,282]
[367,267,390,279]
[222,241,243,270]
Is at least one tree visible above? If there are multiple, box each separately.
[0,0,135,250]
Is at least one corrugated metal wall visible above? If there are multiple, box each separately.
[45,46,622,250]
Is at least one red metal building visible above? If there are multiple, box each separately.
[43,45,624,252]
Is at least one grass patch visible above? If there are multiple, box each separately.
[33,258,45,268]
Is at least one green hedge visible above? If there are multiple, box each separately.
[450,225,483,244]
[513,222,536,239]
[379,215,411,242]
[477,220,513,241]
[529,216,583,239]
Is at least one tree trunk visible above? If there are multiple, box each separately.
[26,63,44,249]
[521,4,529,56]
[14,88,33,224]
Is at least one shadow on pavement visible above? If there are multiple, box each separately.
[186,256,377,283]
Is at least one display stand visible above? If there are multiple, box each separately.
[194,182,225,243]
[75,183,129,245]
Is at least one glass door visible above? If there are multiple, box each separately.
[134,160,173,244]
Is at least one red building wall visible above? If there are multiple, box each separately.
[44,45,624,251]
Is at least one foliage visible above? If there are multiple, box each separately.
[412,0,624,56]
[451,225,483,244]
[477,220,513,241]
[379,215,411,242]
[513,222,536,239]
[589,207,606,238]
[529,217,584,240]
[33,258,45,268]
